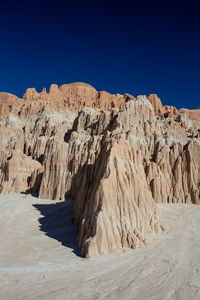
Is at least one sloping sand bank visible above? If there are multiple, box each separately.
[0,194,200,300]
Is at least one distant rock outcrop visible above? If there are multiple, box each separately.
[0,82,199,257]
[0,82,181,119]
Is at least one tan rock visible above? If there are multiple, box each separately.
[0,83,200,257]
[0,92,23,116]
[49,84,63,102]
[147,94,165,115]
[179,108,200,121]
[73,140,161,257]
[23,88,40,101]
[0,151,43,194]
[147,94,178,117]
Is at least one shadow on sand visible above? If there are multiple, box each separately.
[33,199,81,257]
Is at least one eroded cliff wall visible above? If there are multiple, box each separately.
[0,82,199,257]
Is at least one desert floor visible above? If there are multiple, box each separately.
[0,194,200,300]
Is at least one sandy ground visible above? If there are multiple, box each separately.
[0,194,200,300]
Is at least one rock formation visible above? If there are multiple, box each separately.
[0,82,199,257]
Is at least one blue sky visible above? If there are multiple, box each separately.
[0,0,199,109]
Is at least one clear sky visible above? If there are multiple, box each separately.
[0,0,199,109]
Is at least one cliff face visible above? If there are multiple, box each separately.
[0,82,199,257]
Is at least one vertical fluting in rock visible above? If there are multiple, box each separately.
[73,140,160,257]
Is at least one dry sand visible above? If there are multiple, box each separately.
[0,194,200,300]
